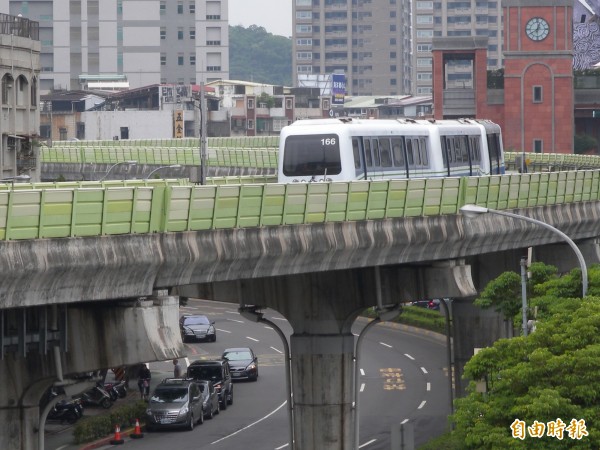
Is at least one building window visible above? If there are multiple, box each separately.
[189,29,195,39]
[189,2,195,13]
[190,55,196,65]
[247,119,254,130]
[178,28,184,40]
[178,55,184,65]
[533,85,543,103]
[248,98,255,109]
[533,139,543,153]
[286,98,293,109]
[160,1,166,14]
[2,74,13,105]
[31,77,37,106]
[120,127,129,140]
[322,99,330,110]
[390,65,397,72]
[160,28,166,40]
[59,127,67,140]
[161,54,166,65]
[391,79,397,85]
[76,122,85,140]
[389,38,396,45]
[40,124,50,138]
[177,2,183,13]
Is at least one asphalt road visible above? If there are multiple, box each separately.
[45,299,451,450]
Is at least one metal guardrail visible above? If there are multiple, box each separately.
[0,170,598,240]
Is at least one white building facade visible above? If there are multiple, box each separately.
[0,0,229,93]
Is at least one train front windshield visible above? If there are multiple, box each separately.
[282,134,342,177]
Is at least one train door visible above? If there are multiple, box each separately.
[352,138,367,180]
[363,138,375,179]
[406,137,429,178]
[486,133,503,174]
[468,136,482,175]
[390,137,408,178]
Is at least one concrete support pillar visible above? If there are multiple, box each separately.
[291,334,355,450]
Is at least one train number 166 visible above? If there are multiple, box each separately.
[321,138,336,146]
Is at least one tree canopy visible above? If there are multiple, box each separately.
[229,25,292,86]
[446,263,600,449]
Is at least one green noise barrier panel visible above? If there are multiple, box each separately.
[2,170,600,240]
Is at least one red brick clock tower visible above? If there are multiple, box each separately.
[503,0,573,153]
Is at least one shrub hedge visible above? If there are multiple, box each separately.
[73,400,147,444]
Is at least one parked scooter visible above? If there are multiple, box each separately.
[103,380,127,400]
[43,388,84,424]
[47,398,83,424]
[75,382,113,409]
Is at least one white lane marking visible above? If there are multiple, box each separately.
[271,346,283,354]
[404,353,415,360]
[181,306,199,310]
[275,444,289,449]
[421,367,428,374]
[226,310,239,314]
[55,446,69,450]
[401,418,410,424]
[418,400,426,409]
[264,326,273,329]
[360,368,365,376]
[211,401,287,444]
[353,333,359,337]
[360,383,366,392]
[217,328,231,333]
[228,318,244,323]
[359,439,377,448]
[380,342,392,348]
[270,317,288,321]
[426,382,431,391]
[247,336,259,342]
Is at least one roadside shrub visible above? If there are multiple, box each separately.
[73,400,147,444]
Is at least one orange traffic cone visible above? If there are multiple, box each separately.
[109,424,125,445]
[131,418,144,439]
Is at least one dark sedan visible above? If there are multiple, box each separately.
[197,380,220,419]
[180,314,216,343]
[222,347,258,381]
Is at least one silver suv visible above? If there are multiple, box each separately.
[145,378,204,431]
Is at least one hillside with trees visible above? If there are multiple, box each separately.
[229,25,292,87]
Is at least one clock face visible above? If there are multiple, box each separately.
[525,17,550,41]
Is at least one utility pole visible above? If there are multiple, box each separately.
[199,81,207,185]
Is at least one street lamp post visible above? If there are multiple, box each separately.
[98,160,137,181]
[460,204,588,299]
[144,164,182,180]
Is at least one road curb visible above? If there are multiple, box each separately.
[356,316,449,344]
[79,425,141,450]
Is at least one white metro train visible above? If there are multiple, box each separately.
[277,117,505,183]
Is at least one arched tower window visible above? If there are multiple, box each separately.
[2,74,14,105]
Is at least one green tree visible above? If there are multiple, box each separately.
[442,265,600,449]
[229,25,292,86]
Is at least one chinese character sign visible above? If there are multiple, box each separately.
[174,109,184,138]
[331,74,346,106]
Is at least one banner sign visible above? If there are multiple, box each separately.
[331,74,346,106]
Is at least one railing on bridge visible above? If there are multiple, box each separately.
[42,137,600,172]
[1,170,599,240]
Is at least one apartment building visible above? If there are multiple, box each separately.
[0,0,229,93]
[292,0,412,96]
[414,0,503,94]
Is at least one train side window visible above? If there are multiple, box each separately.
[364,139,373,167]
[372,139,381,166]
[406,139,415,166]
[441,137,449,168]
[352,138,361,169]
[419,137,429,166]
[391,138,405,167]
[445,138,453,164]
[380,138,392,167]
[414,139,422,166]
[460,137,469,162]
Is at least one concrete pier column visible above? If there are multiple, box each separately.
[290,334,355,450]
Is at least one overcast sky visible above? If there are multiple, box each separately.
[229,0,292,37]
